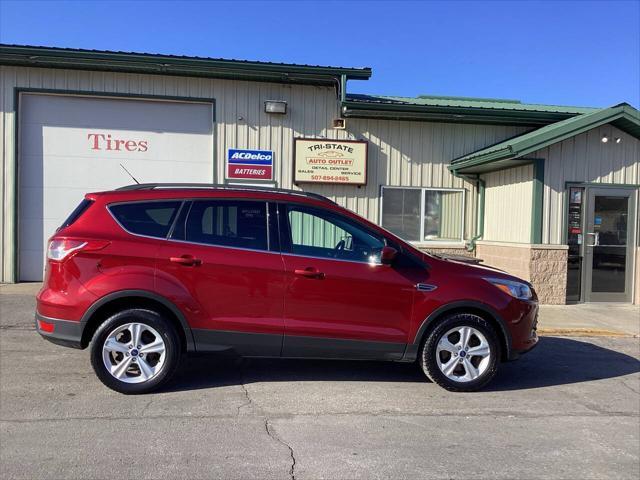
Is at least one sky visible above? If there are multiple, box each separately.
[0,0,638,108]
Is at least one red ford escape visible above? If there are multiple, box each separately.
[36,184,538,394]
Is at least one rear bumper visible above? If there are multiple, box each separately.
[35,312,83,349]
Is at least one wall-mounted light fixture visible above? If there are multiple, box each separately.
[601,134,609,143]
[615,137,622,144]
[264,100,287,114]
[332,118,346,129]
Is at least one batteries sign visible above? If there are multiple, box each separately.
[227,149,274,180]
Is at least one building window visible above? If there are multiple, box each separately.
[381,187,465,243]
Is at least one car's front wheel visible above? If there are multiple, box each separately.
[90,309,181,394]
[420,313,500,392]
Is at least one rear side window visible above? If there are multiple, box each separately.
[182,200,268,251]
[109,201,181,238]
[58,198,94,230]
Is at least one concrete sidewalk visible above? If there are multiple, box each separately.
[538,303,639,337]
[2,282,638,337]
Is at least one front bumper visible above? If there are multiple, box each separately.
[506,302,539,360]
[35,312,83,349]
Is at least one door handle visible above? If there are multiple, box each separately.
[586,232,599,247]
[294,267,325,279]
[170,255,202,266]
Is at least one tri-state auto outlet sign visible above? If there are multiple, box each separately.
[226,148,274,181]
[294,139,368,185]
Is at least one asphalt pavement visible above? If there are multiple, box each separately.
[1,285,639,479]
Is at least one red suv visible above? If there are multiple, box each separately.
[36,184,538,393]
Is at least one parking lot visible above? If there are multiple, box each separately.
[1,285,639,479]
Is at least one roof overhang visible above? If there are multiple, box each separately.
[341,95,596,126]
[0,45,372,86]
[449,103,640,174]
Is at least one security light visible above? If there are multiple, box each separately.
[601,135,609,143]
[264,100,287,114]
[615,137,622,144]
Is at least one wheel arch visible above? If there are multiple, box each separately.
[403,301,512,362]
[80,290,196,352]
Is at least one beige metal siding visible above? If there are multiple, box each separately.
[0,66,340,282]
[532,125,640,244]
[482,164,534,243]
[340,118,530,240]
[0,65,531,282]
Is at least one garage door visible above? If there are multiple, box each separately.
[19,94,215,281]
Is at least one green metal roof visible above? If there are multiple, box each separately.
[449,103,640,174]
[342,93,597,126]
[0,44,372,85]
[346,93,596,114]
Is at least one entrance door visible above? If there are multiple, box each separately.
[584,188,636,302]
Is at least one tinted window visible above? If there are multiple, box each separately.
[58,198,93,230]
[109,201,181,238]
[184,200,268,251]
[287,206,384,263]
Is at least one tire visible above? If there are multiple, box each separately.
[90,309,181,394]
[420,313,500,392]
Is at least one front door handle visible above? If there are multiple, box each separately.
[170,255,202,266]
[586,232,599,247]
[294,267,325,279]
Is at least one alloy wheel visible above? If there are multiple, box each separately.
[435,326,492,382]
[102,322,166,384]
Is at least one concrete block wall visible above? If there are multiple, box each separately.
[475,241,568,304]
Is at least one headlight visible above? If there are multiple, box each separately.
[485,277,533,300]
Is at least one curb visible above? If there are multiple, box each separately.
[538,327,636,338]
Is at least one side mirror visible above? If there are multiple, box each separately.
[380,246,398,265]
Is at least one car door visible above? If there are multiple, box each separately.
[279,203,417,360]
[157,199,285,356]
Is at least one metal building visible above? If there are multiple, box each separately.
[1,45,638,304]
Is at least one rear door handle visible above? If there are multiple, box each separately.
[170,255,202,266]
[294,267,325,279]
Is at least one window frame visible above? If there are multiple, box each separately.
[380,186,466,245]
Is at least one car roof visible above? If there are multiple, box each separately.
[88,183,338,206]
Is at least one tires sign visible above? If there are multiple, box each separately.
[227,148,274,181]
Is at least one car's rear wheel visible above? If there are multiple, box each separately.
[90,309,180,394]
[420,313,500,392]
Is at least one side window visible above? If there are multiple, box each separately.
[109,201,181,238]
[286,206,385,263]
[184,200,268,251]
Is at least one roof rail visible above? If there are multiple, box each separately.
[115,183,337,204]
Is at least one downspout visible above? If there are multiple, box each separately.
[451,170,485,252]
[466,177,485,252]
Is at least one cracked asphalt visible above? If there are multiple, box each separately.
[1,288,639,479]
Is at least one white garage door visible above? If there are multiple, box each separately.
[19,94,215,281]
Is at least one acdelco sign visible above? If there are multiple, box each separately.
[227,148,274,181]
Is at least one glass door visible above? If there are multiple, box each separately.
[584,188,636,302]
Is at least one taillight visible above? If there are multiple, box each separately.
[47,238,109,261]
